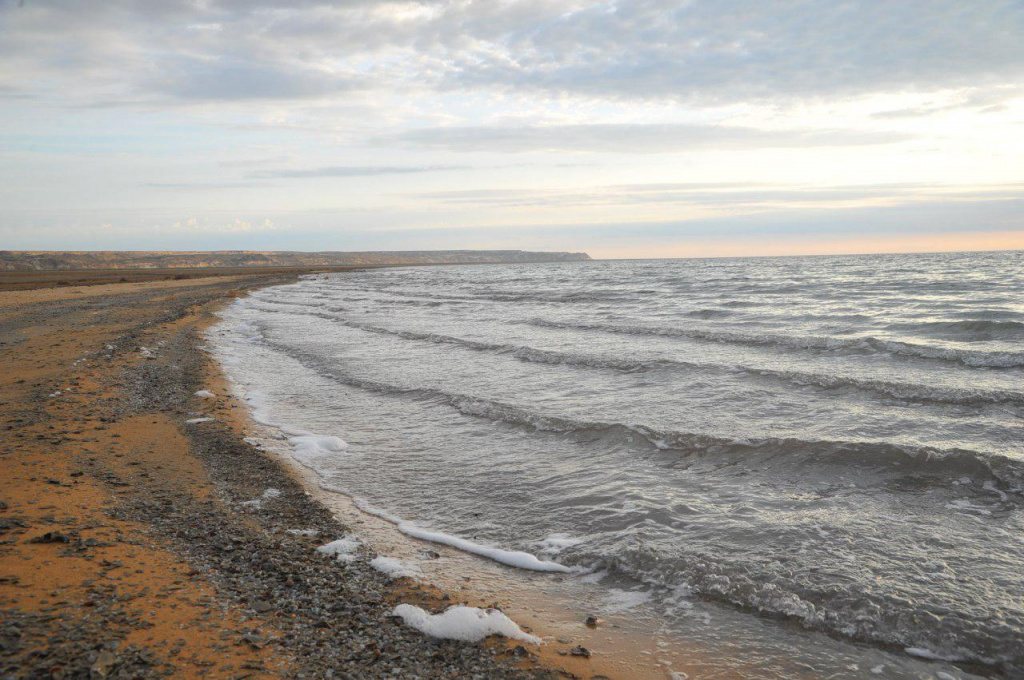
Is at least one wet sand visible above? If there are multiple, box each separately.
[0,266,364,292]
[0,274,563,679]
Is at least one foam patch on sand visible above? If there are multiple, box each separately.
[288,434,348,466]
[194,390,216,398]
[392,604,541,644]
[316,535,361,563]
[370,556,421,579]
[186,417,215,424]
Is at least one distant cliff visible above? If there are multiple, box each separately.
[0,250,591,271]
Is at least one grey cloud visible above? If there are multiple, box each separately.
[143,56,365,102]
[389,124,912,154]
[2,1,1021,107]
[250,165,467,179]
[143,181,267,190]
[436,1,1024,103]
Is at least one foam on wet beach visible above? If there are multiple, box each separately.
[391,604,541,644]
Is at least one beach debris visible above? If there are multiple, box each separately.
[585,615,600,628]
[391,604,541,644]
[316,535,361,563]
[370,556,421,579]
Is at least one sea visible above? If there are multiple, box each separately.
[210,251,1024,679]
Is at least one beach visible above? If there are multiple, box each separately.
[4,254,1021,680]
[0,273,580,679]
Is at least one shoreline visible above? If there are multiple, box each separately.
[0,273,561,678]
[206,278,688,680]
[207,277,734,680]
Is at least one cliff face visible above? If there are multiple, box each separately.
[0,250,591,271]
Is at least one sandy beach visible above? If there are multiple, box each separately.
[0,273,574,679]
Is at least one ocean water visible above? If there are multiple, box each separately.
[211,251,1024,678]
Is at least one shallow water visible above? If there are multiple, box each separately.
[212,252,1024,678]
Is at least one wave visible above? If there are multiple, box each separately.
[748,367,1024,407]
[314,284,636,305]
[577,542,1019,671]
[242,306,1024,407]
[352,320,1024,406]
[684,308,733,319]
[333,321,655,372]
[889,319,1024,340]
[253,338,1024,492]
[524,318,1024,368]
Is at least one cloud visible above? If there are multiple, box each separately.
[411,182,1024,209]
[2,1,1022,107]
[143,55,366,102]
[249,165,468,179]
[871,86,1024,119]
[144,182,266,189]
[389,123,912,153]
[436,1,1024,103]
[173,217,280,233]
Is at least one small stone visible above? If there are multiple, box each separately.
[29,532,70,544]
[90,649,116,678]
[585,615,599,628]
[570,645,591,658]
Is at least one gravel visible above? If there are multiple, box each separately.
[1,276,556,679]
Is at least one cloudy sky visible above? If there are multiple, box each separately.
[1,0,1022,258]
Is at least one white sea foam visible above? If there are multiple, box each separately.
[391,604,541,644]
[945,499,992,515]
[370,556,421,579]
[288,434,348,466]
[395,525,577,573]
[602,588,653,613]
[345,498,575,573]
[534,533,584,557]
[317,535,361,563]
[185,417,214,424]
[194,390,216,398]
[904,646,962,662]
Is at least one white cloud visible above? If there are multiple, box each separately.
[174,217,280,232]
[388,123,912,153]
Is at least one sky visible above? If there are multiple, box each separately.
[1,0,1022,259]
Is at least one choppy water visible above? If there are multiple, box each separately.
[212,252,1024,678]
